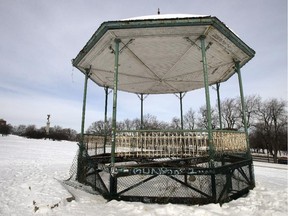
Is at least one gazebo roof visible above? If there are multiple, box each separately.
[72,14,255,94]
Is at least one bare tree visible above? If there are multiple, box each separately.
[255,98,287,162]
[184,108,196,130]
[62,128,78,141]
[220,98,239,129]
[249,127,266,153]
[13,124,27,135]
[142,114,169,130]
[197,105,218,129]
[123,118,136,130]
[236,95,261,129]
[132,118,141,130]
[0,124,12,136]
[118,118,137,130]
[86,118,112,135]
[170,117,181,129]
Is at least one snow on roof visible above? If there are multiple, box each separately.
[121,14,209,21]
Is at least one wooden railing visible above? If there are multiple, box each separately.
[83,130,247,158]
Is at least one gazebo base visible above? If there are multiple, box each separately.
[69,153,255,205]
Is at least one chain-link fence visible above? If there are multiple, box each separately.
[65,148,254,204]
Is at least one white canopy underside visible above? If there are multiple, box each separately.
[76,17,252,94]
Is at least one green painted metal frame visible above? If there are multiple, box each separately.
[77,66,90,182]
[111,38,121,165]
[80,67,91,144]
[104,86,109,153]
[110,38,121,196]
[200,35,215,161]
[216,83,223,129]
[235,61,251,158]
[72,16,255,69]
[73,15,256,205]
[84,155,254,204]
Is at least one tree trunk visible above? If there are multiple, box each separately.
[273,153,278,163]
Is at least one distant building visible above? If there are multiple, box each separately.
[0,119,6,126]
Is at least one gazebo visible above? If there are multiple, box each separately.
[69,14,255,204]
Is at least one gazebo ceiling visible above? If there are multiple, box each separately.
[73,15,255,94]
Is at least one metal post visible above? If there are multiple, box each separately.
[216,83,222,130]
[249,163,256,188]
[140,93,144,129]
[111,38,121,166]
[179,92,186,182]
[110,38,121,197]
[80,67,90,144]
[180,92,184,130]
[235,61,251,158]
[200,35,215,162]
[211,174,217,203]
[77,66,90,182]
[104,86,109,154]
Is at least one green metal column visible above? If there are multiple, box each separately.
[180,92,184,130]
[179,92,186,182]
[211,174,217,203]
[80,67,90,143]
[216,83,222,130]
[110,38,121,197]
[200,35,215,161]
[235,61,251,158]
[77,66,90,182]
[111,38,121,166]
[104,86,109,154]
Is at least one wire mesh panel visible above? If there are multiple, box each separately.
[66,137,254,205]
[117,174,213,204]
[231,165,251,192]
[68,149,79,180]
[86,171,109,194]
[214,173,228,202]
[65,151,255,204]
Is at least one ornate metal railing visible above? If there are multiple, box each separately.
[213,131,246,152]
[83,130,247,158]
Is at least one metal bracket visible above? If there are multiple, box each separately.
[104,86,113,94]
[205,42,213,51]
[120,39,134,53]
[110,39,134,54]
[109,45,115,54]
[174,92,186,99]
[85,65,92,77]
[184,37,201,50]
[137,93,149,101]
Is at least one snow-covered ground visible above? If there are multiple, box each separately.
[0,135,287,216]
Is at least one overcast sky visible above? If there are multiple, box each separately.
[0,0,287,132]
